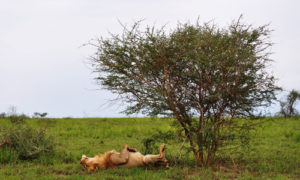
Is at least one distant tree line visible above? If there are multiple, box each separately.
[0,106,48,119]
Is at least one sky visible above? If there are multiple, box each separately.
[0,0,300,118]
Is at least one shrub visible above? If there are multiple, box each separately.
[1,126,54,160]
[7,114,28,124]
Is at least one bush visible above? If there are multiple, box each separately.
[8,114,28,124]
[2,126,54,160]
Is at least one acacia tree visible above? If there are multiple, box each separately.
[90,18,278,166]
[279,90,300,117]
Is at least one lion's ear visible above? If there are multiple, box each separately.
[82,155,87,158]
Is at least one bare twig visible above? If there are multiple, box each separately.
[177,136,187,160]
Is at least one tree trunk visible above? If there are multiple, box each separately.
[206,152,211,166]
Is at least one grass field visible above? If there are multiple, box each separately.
[0,117,299,179]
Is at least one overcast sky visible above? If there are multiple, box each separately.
[1,0,299,117]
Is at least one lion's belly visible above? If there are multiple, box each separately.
[119,152,144,168]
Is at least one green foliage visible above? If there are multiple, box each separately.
[1,126,54,160]
[91,18,278,117]
[0,145,18,164]
[0,114,55,161]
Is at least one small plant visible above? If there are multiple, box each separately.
[284,130,294,138]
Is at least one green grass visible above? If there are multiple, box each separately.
[0,117,299,179]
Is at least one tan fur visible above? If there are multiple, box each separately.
[80,144,168,171]
[80,151,116,171]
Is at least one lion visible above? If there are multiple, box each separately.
[80,144,169,171]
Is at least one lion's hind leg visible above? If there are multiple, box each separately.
[159,143,169,168]
[142,144,169,168]
[142,154,161,164]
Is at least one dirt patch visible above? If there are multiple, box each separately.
[52,169,72,175]
[52,169,94,176]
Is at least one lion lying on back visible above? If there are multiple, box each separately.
[80,144,169,171]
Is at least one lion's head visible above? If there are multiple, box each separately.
[80,155,88,168]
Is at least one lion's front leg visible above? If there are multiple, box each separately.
[126,145,137,152]
[109,144,133,165]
